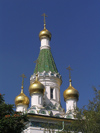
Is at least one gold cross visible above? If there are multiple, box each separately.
[66,65,73,79]
[20,74,26,87]
[42,13,48,29]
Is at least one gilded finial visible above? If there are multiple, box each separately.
[20,74,26,93]
[66,66,73,86]
[35,73,38,81]
[42,13,48,29]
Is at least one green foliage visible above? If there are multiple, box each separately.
[70,87,100,133]
[0,94,28,133]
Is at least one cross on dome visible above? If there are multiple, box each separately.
[20,74,26,89]
[66,65,73,80]
[42,13,48,29]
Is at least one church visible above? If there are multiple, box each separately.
[14,14,79,133]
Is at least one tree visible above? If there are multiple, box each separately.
[0,94,28,133]
[69,87,100,133]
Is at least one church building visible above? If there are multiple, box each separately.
[14,14,79,133]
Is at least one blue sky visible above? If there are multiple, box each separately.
[0,0,100,111]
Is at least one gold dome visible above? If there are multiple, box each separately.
[15,86,29,106]
[39,28,51,40]
[29,74,45,95]
[63,79,79,101]
[39,13,51,40]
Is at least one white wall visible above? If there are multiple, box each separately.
[66,99,77,113]
[16,105,27,112]
[40,38,50,50]
[31,93,43,107]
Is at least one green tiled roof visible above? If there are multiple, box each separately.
[34,49,58,73]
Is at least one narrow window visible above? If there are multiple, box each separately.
[50,88,53,99]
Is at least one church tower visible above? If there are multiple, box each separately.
[29,14,63,115]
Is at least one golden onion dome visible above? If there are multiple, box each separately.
[15,86,29,106]
[63,79,79,101]
[39,28,51,40]
[29,74,45,95]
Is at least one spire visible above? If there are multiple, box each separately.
[34,49,58,73]
[35,14,61,79]
[66,65,73,86]
[42,13,48,29]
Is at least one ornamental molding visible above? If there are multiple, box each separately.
[30,71,62,81]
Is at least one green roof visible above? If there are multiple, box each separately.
[34,49,58,73]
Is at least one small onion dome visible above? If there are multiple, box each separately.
[39,28,51,40]
[15,86,29,106]
[29,74,45,95]
[63,79,79,101]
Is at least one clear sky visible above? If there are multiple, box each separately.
[0,0,100,111]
